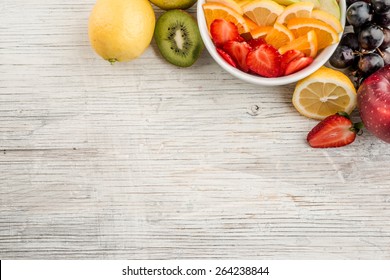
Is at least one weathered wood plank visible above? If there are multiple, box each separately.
[0,0,389,259]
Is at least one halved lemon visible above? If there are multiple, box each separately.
[203,2,250,34]
[265,22,295,49]
[276,2,314,25]
[242,0,284,26]
[292,67,357,120]
[287,17,339,49]
[279,30,317,57]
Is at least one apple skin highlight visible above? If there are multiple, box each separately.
[358,65,390,143]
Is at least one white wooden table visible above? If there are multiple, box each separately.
[1,1,390,259]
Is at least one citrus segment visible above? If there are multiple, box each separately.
[304,0,321,8]
[205,0,243,14]
[273,0,300,5]
[242,0,284,26]
[244,16,260,31]
[276,2,314,25]
[311,9,343,33]
[292,67,357,120]
[250,25,273,39]
[203,3,250,34]
[279,30,317,57]
[287,17,339,49]
[318,0,340,20]
[265,22,295,49]
[235,0,251,6]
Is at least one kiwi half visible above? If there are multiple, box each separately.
[150,0,197,10]
[154,10,204,67]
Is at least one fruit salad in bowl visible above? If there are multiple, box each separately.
[197,0,346,86]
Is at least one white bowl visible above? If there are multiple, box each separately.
[197,0,346,86]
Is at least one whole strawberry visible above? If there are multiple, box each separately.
[307,112,363,148]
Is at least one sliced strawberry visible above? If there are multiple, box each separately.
[247,37,266,49]
[284,56,314,76]
[223,40,251,72]
[280,50,304,75]
[246,44,281,78]
[216,48,237,68]
[307,112,362,148]
[210,19,243,47]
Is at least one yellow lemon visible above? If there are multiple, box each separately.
[88,0,155,63]
[242,0,285,26]
[276,2,314,25]
[293,67,357,120]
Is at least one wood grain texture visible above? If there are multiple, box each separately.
[1,0,390,259]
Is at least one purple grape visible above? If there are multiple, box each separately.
[380,27,390,49]
[347,0,370,6]
[329,45,356,68]
[346,2,372,27]
[358,53,385,75]
[340,32,360,50]
[381,48,390,64]
[358,24,384,50]
[371,0,390,14]
[330,0,390,88]
[373,10,390,27]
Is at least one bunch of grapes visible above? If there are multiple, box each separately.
[329,0,390,88]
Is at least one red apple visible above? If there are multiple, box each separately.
[357,64,390,143]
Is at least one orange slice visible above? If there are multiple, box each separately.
[244,16,260,31]
[203,3,250,34]
[311,9,343,33]
[276,2,314,25]
[265,22,295,49]
[242,0,284,26]
[287,17,339,49]
[279,30,318,57]
[205,0,243,14]
[236,0,251,6]
[250,25,273,39]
